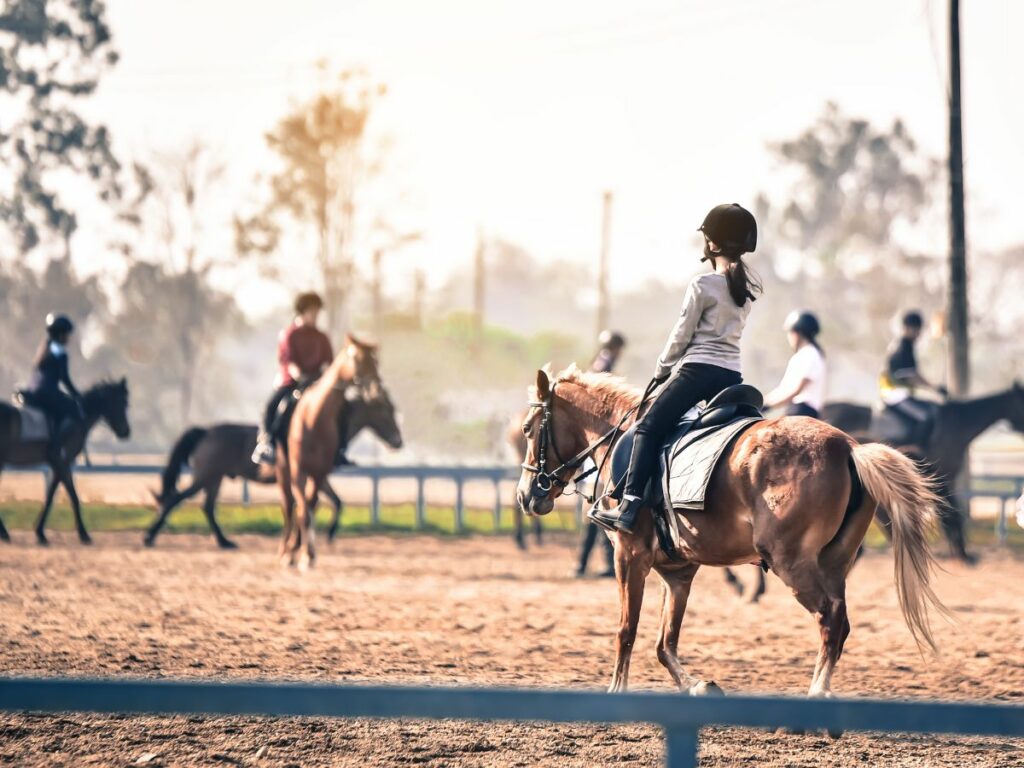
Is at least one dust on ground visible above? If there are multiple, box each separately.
[1,531,1022,766]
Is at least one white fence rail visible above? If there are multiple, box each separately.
[7,464,1022,539]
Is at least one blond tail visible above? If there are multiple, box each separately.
[850,442,950,652]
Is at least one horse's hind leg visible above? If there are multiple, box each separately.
[0,466,8,542]
[201,480,235,549]
[59,469,90,545]
[144,481,203,547]
[322,482,343,542]
[35,471,61,545]
[723,567,744,596]
[654,563,715,695]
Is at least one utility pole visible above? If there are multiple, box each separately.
[371,249,383,340]
[472,230,486,339]
[412,269,426,330]
[596,191,613,339]
[948,0,970,395]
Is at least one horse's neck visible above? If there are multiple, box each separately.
[558,383,637,442]
[938,390,1011,453]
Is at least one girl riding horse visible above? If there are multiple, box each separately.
[590,203,759,533]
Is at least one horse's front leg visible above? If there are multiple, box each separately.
[608,528,653,693]
[60,467,90,545]
[276,461,295,565]
[654,563,719,695]
[294,475,319,571]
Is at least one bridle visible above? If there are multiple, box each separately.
[521,379,658,503]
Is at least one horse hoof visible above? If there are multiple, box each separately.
[688,680,725,697]
[79,534,93,546]
[35,532,49,546]
[143,536,155,548]
[218,539,239,550]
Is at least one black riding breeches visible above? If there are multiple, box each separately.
[263,384,297,434]
[622,363,741,499]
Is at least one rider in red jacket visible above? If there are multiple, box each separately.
[252,292,333,464]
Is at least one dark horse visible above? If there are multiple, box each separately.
[0,379,131,544]
[823,383,1024,563]
[144,385,403,549]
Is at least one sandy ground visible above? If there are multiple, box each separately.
[0,532,1022,767]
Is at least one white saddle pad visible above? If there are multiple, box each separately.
[15,404,50,442]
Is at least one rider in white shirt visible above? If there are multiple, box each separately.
[765,311,826,418]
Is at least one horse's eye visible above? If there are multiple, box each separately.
[522,423,531,436]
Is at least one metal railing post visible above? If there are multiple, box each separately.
[415,475,426,530]
[371,474,381,526]
[996,496,1008,544]
[455,477,465,533]
[493,478,502,532]
[663,726,698,768]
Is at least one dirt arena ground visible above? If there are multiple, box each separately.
[1,531,1022,767]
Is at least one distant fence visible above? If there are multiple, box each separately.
[1,677,1022,767]
[8,462,586,532]
[7,463,1022,539]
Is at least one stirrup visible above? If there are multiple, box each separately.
[251,438,276,465]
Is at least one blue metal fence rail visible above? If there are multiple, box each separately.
[1,677,1022,767]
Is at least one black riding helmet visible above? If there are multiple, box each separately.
[698,203,757,256]
[45,313,74,339]
[784,310,820,340]
[598,329,626,349]
[902,310,924,330]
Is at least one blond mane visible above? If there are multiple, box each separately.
[526,363,642,434]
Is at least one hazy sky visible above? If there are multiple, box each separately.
[79,0,1024,303]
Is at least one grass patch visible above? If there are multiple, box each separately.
[1,500,1019,550]
[0,500,580,537]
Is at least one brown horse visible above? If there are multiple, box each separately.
[143,384,402,549]
[517,366,946,697]
[278,335,381,568]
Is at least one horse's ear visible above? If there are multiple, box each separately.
[536,368,551,401]
[119,376,127,391]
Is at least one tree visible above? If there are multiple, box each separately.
[95,261,244,445]
[0,0,122,254]
[765,103,936,270]
[236,68,386,336]
[0,257,111,425]
[755,104,945,386]
[107,140,244,427]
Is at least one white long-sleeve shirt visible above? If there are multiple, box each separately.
[655,272,751,379]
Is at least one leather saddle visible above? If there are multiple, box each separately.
[11,390,52,442]
[605,384,764,560]
[608,384,764,501]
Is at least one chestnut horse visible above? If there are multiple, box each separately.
[517,366,947,698]
[277,335,381,568]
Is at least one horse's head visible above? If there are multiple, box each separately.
[1009,380,1024,433]
[344,334,382,399]
[344,383,403,449]
[516,367,591,516]
[84,378,131,440]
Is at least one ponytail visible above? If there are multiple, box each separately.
[724,256,762,307]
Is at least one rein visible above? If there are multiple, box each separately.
[521,378,659,503]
